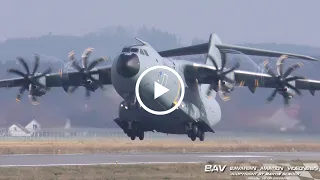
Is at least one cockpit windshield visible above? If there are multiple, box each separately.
[122,48,130,53]
[121,47,139,53]
[130,48,139,52]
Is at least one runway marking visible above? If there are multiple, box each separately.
[199,155,270,158]
[0,161,202,168]
[0,153,84,157]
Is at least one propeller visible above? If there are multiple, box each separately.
[67,48,107,99]
[206,54,240,101]
[263,55,305,106]
[7,54,52,105]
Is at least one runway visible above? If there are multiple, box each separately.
[1,152,320,167]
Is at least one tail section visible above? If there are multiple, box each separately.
[200,33,223,99]
[205,33,223,67]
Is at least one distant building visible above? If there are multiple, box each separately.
[25,119,41,133]
[8,124,31,136]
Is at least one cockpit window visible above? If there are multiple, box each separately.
[140,49,145,55]
[143,49,149,56]
[122,48,130,53]
[130,48,139,53]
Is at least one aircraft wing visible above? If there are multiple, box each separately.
[191,63,320,93]
[0,66,112,89]
[45,66,112,87]
[0,77,26,88]
[158,43,319,61]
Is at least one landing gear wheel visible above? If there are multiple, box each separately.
[138,131,144,140]
[130,130,136,140]
[130,134,136,140]
[199,131,205,141]
[190,135,196,141]
[192,124,198,136]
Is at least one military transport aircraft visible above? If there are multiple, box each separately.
[1,33,320,141]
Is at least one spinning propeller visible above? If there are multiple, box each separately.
[263,55,305,106]
[67,48,107,98]
[7,55,52,105]
[206,54,240,101]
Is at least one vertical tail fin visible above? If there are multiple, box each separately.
[200,33,223,98]
[205,33,222,67]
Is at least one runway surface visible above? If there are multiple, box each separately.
[1,152,320,167]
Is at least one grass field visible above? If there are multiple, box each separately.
[1,160,319,180]
[0,138,320,154]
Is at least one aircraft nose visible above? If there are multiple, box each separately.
[116,53,140,78]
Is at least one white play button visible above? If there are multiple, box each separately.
[154,81,169,99]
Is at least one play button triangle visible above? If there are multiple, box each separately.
[154,82,169,99]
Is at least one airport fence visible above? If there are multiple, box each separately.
[0,127,320,143]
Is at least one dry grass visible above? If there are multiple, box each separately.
[1,160,320,180]
[0,138,320,154]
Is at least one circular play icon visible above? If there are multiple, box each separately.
[135,66,185,115]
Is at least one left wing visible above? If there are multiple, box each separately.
[45,66,112,88]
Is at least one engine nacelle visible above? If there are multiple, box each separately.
[282,87,296,98]
[32,86,48,97]
[221,80,234,92]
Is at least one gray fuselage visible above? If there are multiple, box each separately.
[111,44,221,134]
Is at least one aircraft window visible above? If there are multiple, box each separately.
[130,48,139,52]
[122,48,130,53]
[140,49,145,55]
[143,49,149,56]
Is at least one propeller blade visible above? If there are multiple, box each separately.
[221,53,227,70]
[68,86,79,94]
[89,76,104,89]
[16,86,26,102]
[219,91,231,101]
[29,95,39,105]
[266,89,277,103]
[208,55,219,70]
[285,76,305,82]
[34,67,53,79]
[87,57,104,71]
[71,61,83,72]
[81,48,93,69]
[17,57,30,74]
[263,60,277,77]
[32,54,40,75]
[29,84,34,95]
[221,61,240,76]
[85,88,90,98]
[283,62,303,78]
[284,96,290,106]
[7,69,26,77]
[68,51,75,61]
[276,55,288,76]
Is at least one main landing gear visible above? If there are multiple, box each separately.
[125,122,145,140]
[186,123,205,141]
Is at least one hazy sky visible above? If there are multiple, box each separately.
[1,0,320,46]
